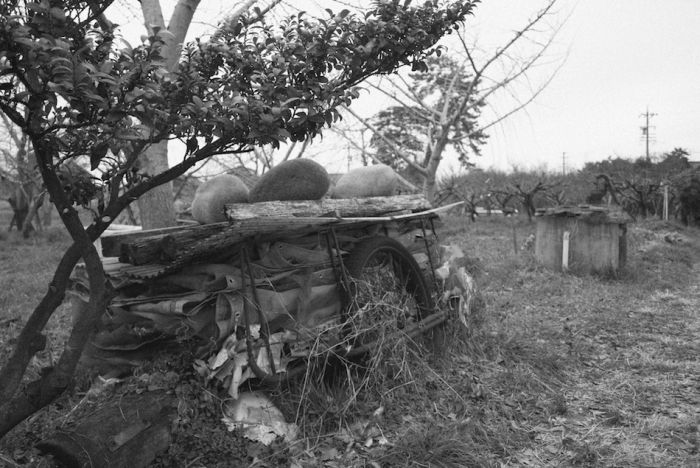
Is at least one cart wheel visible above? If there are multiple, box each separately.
[342,235,435,353]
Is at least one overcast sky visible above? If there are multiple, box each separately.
[111,0,700,174]
[471,0,700,172]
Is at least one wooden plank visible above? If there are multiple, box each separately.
[162,218,341,269]
[336,201,462,222]
[101,222,227,257]
[120,217,340,266]
[535,205,631,224]
[119,223,230,265]
[225,194,431,221]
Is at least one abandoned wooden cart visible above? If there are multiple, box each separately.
[74,195,467,398]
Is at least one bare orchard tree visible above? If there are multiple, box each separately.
[510,177,560,221]
[582,151,692,219]
[342,0,565,202]
[435,170,493,220]
[0,114,46,236]
[0,0,477,437]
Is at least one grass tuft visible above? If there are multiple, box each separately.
[380,421,490,467]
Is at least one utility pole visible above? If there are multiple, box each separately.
[640,107,657,161]
[562,152,566,176]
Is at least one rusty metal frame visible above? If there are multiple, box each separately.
[235,214,446,383]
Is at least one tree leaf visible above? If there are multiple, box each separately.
[90,143,108,170]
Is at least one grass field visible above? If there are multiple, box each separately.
[0,206,698,467]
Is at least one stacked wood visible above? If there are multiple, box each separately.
[114,217,337,266]
[118,222,231,265]
[104,195,432,266]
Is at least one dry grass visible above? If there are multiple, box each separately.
[0,221,73,382]
[1,211,699,467]
[446,216,700,468]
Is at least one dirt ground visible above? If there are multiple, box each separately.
[0,210,698,467]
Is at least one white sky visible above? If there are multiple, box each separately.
[109,0,700,174]
[473,0,700,172]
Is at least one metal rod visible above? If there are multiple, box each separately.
[329,227,352,288]
[420,217,438,289]
[343,310,448,357]
[242,245,277,375]
[324,230,342,289]
[238,248,264,379]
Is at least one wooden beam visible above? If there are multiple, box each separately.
[100,223,226,258]
[225,194,431,221]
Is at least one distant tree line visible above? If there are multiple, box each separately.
[436,148,700,225]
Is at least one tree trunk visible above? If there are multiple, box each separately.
[0,137,109,439]
[0,272,108,440]
[8,188,29,231]
[524,194,535,222]
[136,141,176,229]
[135,0,201,229]
[21,191,45,238]
[423,137,447,204]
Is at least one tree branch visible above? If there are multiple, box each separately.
[462,0,557,81]
[242,0,284,26]
[166,0,202,69]
[367,78,440,125]
[329,127,421,192]
[341,105,428,176]
[140,0,166,34]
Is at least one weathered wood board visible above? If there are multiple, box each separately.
[101,222,228,258]
[225,194,431,221]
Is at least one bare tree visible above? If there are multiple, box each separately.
[341,0,565,202]
[435,170,492,220]
[0,114,46,236]
[510,179,559,221]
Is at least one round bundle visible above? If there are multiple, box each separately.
[191,174,249,224]
[331,164,399,198]
[248,159,330,203]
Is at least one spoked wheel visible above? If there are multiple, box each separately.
[342,235,439,356]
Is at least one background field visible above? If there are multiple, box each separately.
[0,208,698,467]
